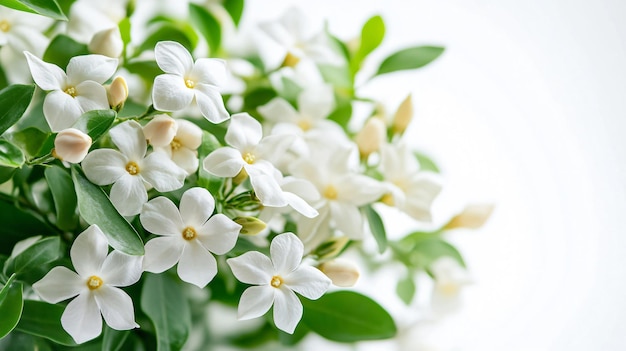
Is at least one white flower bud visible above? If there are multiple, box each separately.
[392,94,413,134]
[143,115,178,147]
[319,259,360,287]
[107,76,129,112]
[88,27,123,58]
[355,117,386,158]
[54,128,92,163]
[444,204,495,230]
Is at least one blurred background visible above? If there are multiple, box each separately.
[241,0,626,350]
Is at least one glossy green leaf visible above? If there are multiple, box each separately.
[119,17,132,47]
[243,87,277,113]
[102,325,130,351]
[415,151,440,173]
[71,166,144,255]
[5,127,52,157]
[396,273,416,305]
[411,238,466,269]
[351,15,385,75]
[72,110,117,142]
[197,131,224,201]
[0,195,53,255]
[4,237,62,279]
[376,46,445,76]
[0,330,53,351]
[0,0,67,20]
[45,166,78,231]
[189,3,221,55]
[124,60,161,84]
[141,273,191,351]
[302,291,396,342]
[0,279,24,339]
[138,24,196,54]
[364,205,387,253]
[0,84,35,135]
[43,35,89,69]
[0,65,8,90]
[16,300,76,346]
[223,0,244,26]
[0,273,16,302]
[319,64,352,91]
[0,139,25,168]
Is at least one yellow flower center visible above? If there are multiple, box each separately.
[242,152,255,164]
[64,86,77,97]
[281,52,301,68]
[171,138,182,151]
[182,226,197,240]
[87,275,103,290]
[323,185,338,200]
[185,79,195,89]
[125,161,140,175]
[437,282,460,296]
[380,193,394,206]
[0,20,10,33]
[270,275,283,288]
[298,119,312,131]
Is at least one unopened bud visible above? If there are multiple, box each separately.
[143,114,177,147]
[107,76,129,112]
[355,117,386,158]
[392,94,413,135]
[281,51,301,68]
[444,204,495,230]
[234,216,266,235]
[53,128,92,163]
[319,258,360,287]
[313,236,350,259]
[89,27,124,58]
[232,167,248,185]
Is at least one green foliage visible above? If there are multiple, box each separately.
[363,205,387,253]
[396,273,416,305]
[0,0,67,20]
[71,166,144,256]
[395,232,466,269]
[5,128,52,157]
[0,139,25,168]
[45,166,78,231]
[0,195,53,255]
[71,110,117,142]
[415,151,441,173]
[223,0,244,26]
[102,325,130,351]
[376,46,445,76]
[189,3,221,55]
[302,291,396,342]
[43,35,89,69]
[350,15,385,76]
[3,237,62,283]
[138,22,197,55]
[0,275,24,339]
[0,84,35,135]
[16,300,77,346]
[197,131,224,195]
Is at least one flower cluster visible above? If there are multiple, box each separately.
[0,1,492,350]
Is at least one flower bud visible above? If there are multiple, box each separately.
[355,117,386,158]
[53,128,92,163]
[313,236,349,260]
[234,216,266,235]
[444,204,495,230]
[107,76,129,112]
[319,259,360,287]
[89,27,123,58]
[392,94,413,135]
[143,114,177,147]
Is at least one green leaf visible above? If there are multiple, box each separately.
[71,166,144,255]
[318,64,352,91]
[364,205,387,253]
[351,15,385,75]
[0,279,23,339]
[5,128,52,157]
[0,0,67,20]
[375,46,445,76]
[396,274,416,305]
[16,300,76,346]
[0,273,16,302]
[415,151,440,173]
[0,196,53,255]
[411,238,466,269]
[302,291,396,342]
[0,139,25,168]
[43,35,89,69]
[197,131,223,200]
[141,273,191,351]
[72,110,117,142]
[0,330,54,351]
[102,325,130,351]
[223,0,244,26]
[45,166,78,231]
[0,65,8,90]
[326,97,352,130]
[189,3,221,55]
[119,17,132,47]
[4,237,62,280]
[243,87,277,114]
[124,60,161,84]
[0,84,35,135]
[138,24,196,54]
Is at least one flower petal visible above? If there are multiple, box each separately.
[176,119,202,150]
[32,266,85,303]
[284,192,318,218]
[197,214,240,255]
[141,152,186,192]
[99,251,142,287]
[152,74,194,112]
[171,147,198,175]
[270,233,303,275]
[273,287,302,334]
[194,83,229,124]
[179,187,214,227]
[81,149,127,185]
[75,80,110,111]
[140,196,184,235]
[329,201,363,239]
[247,165,287,207]
[284,266,330,300]
[109,121,146,161]
[237,285,274,320]
[61,292,102,344]
[227,252,274,285]
[43,90,83,132]
[94,285,139,330]
[109,174,147,216]
[71,225,109,277]
[297,84,334,120]
[177,240,217,288]
[202,147,244,177]
[335,174,385,206]
[225,113,262,150]
[257,98,299,124]
[142,236,184,273]
[66,54,118,84]
[155,41,193,76]
[191,58,226,86]
[24,51,65,91]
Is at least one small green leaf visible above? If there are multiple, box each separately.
[71,166,144,256]
[45,166,78,231]
[0,280,23,338]
[124,60,161,84]
[411,238,466,269]
[318,64,352,91]
[119,17,132,47]
[0,331,54,351]
[302,291,396,342]
[4,237,62,280]
[223,0,244,26]
[5,127,52,157]
[138,24,196,54]
[243,87,277,114]
[396,274,416,305]
[102,325,130,351]
[0,196,53,255]
[326,97,352,130]
[376,46,445,76]
[189,3,221,55]
[0,139,25,168]
[141,273,191,351]
[0,84,35,135]
[197,131,223,195]
[0,0,67,20]
[351,15,385,75]
[72,110,117,142]
[16,300,76,346]
[415,151,440,173]
[364,205,387,253]
[43,35,89,69]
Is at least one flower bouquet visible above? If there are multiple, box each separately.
[0,0,492,349]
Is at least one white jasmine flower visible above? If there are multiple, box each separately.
[429,257,472,315]
[24,51,118,132]
[67,0,127,43]
[140,187,242,288]
[153,119,203,175]
[202,113,292,207]
[152,41,229,124]
[81,121,186,216]
[143,114,178,147]
[379,142,442,222]
[54,128,92,163]
[227,233,331,334]
[32,225,142,344]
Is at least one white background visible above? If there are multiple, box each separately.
[243,1,626,350]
